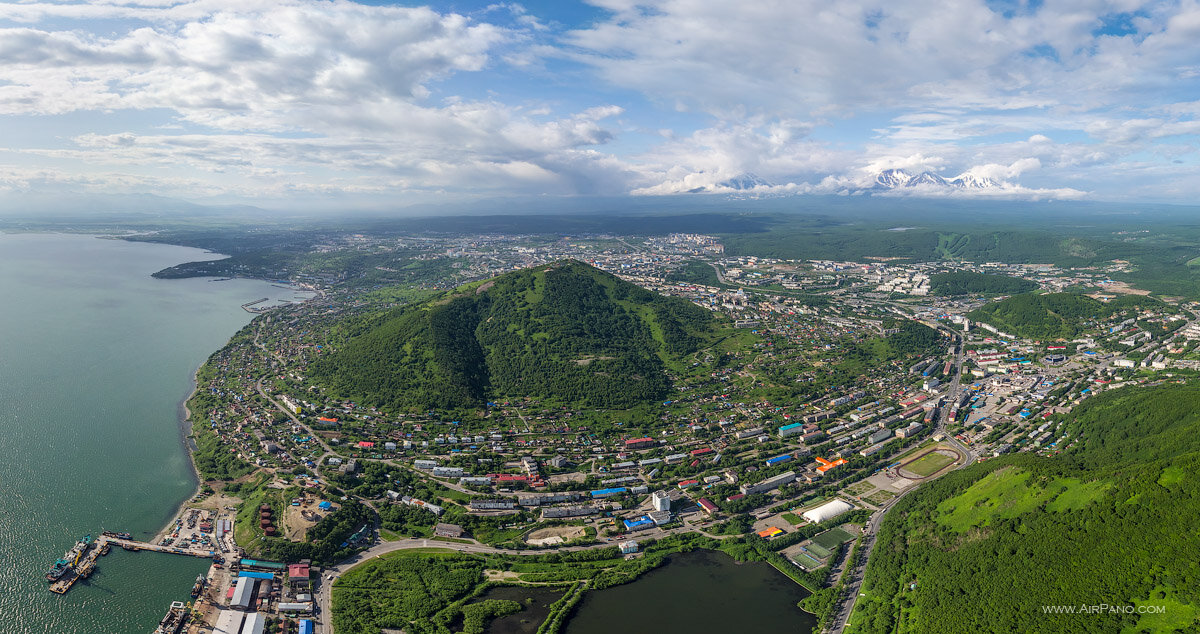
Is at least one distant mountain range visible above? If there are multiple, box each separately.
[871,168,1003,191]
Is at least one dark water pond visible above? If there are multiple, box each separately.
[562,549,816,634]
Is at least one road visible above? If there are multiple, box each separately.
[311,521,729,634]
[827,325,974,634]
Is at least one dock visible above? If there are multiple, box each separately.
[48,535,217,595]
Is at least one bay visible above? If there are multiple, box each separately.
[0,232,308,633]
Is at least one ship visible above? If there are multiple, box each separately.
[153,601,188,634]
[46,535,91,581]
[190,574,205,598]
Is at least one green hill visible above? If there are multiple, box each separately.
[850,382,1200,634]
[966,292,1162,340]
[309,260,720,411]
[928,271,1038,296]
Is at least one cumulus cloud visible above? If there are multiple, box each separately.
[0,0,1197,203]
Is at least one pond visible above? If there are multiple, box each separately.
[562,549,817,634]
[481,585,565,634]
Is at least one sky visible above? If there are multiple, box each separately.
[1,0,1199,210]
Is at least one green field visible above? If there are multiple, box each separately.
[903,451,956,477]
[812,527,855,551]
[805,542,833,559]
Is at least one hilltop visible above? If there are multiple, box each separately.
[309,260,721,411]
[966,292,1163,340]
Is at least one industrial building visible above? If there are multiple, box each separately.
[802,499,854,524]
[240,613,265,634]
[230,577,255,610]
[213,610,245,634]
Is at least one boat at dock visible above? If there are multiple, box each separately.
[153,601,189,634]
[190,574,205,598]
[45,535,91,581]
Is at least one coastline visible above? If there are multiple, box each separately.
[152,362,207,544]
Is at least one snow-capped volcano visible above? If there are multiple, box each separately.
[872,169,1003,191]
[717,173,773,190]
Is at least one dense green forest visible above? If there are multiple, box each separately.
[849,382,1200,634]
[928,271,1038,296]
[310,260,722,411]
[966,292,1164,340]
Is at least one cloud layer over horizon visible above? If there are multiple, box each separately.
[0,0,1199,208]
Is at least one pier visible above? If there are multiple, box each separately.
[48,534,217,595]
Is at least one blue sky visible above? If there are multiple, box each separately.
[0,0,1199,209]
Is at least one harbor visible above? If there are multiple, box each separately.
[47,533,219,595]
[45,507,318,634]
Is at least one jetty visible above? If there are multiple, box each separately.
[48,534,218,595]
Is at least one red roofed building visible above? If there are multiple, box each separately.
[288,563,311,589]
[690,447,714,457]
[357,441,375,448]
[625,437,655,450]
[488,474,529,483]
[678,479,699,489]
[697,498,718,514]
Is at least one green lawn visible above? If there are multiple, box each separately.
[904,451,956,477]
[781,512,804,525]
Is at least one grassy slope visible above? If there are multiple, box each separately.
[849,382,1200,634]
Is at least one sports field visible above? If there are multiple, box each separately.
[813,526,855,551]
[903,450,956,477]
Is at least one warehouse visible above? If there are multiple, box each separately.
[240,613,265,634]
[229,577,255,610]
[802,499,854,524]
[213,610,245,634]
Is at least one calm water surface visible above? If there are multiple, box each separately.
[563,549,816,634]
[0,233,308,633]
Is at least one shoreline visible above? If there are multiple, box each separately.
[152,362,207,544]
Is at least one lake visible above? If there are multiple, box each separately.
[0,232,310,633]
[562,549,817,634]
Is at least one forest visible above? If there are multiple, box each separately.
[848,382,1200,634]
[309,260,721,411]
[927,271,1038,296]
[966,292,1165,340]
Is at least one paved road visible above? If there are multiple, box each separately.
[827,326,974,634]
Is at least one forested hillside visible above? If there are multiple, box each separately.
[309,260,720,411]
[928,271,1038,296]
[849,382,1200,634]
[966,292,1164,340]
